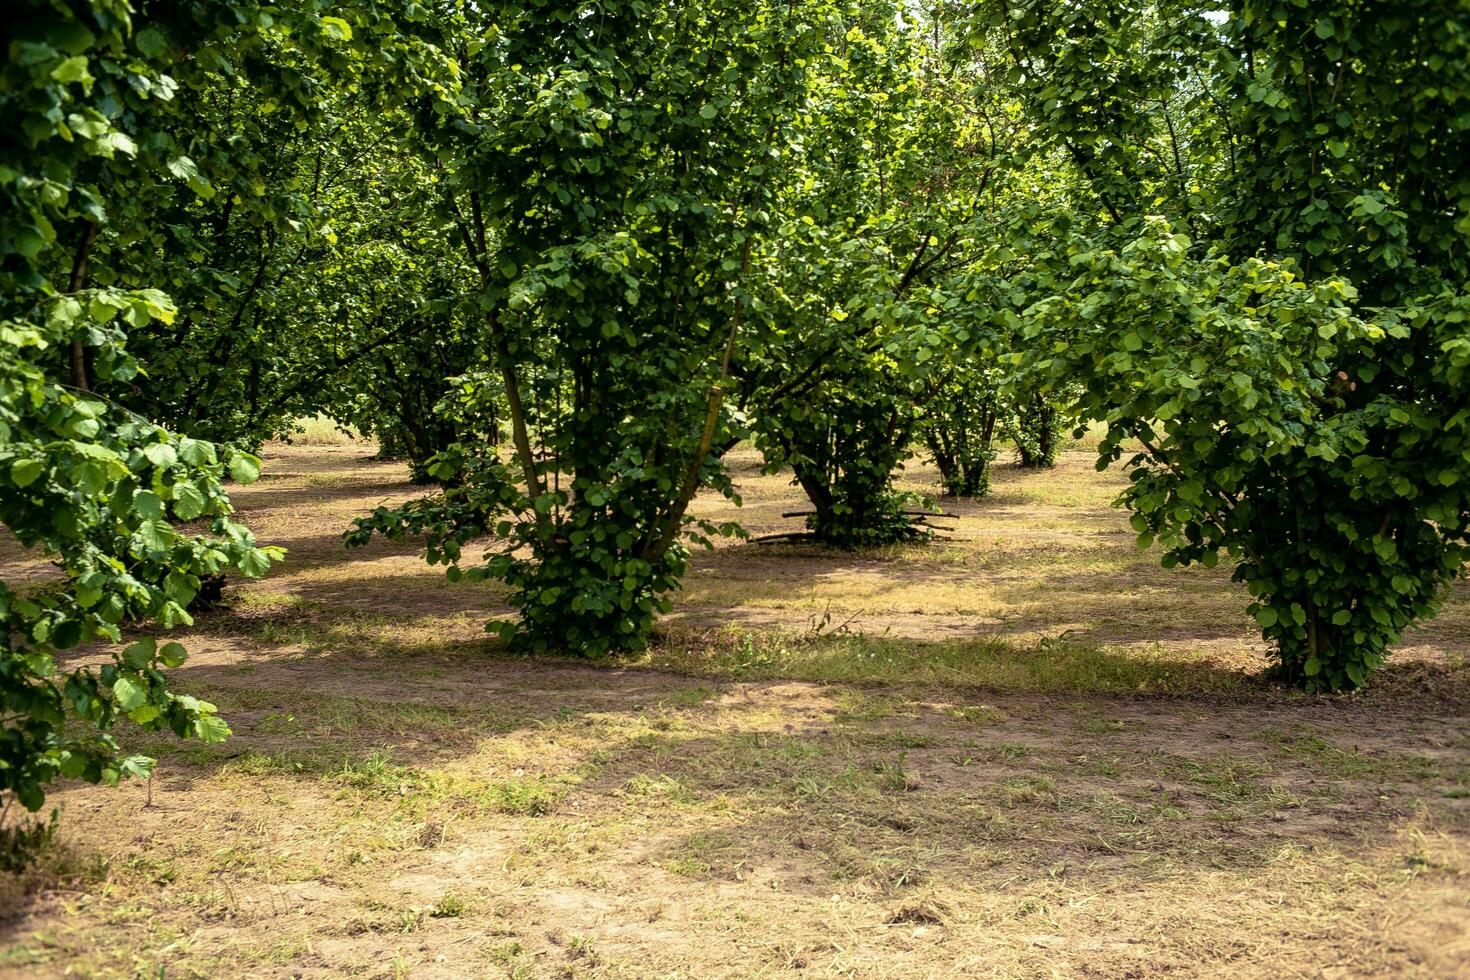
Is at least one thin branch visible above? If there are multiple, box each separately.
[67,221,98,391]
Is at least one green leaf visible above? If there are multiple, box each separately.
[135,519,175,552]
[112,676,146,711]
[172,481,207,520]
[239,548,272,578]
[144,443,178,468]
[320,16,354,41]
[51,56,91,84]
[178,438,216,466]
[135,27,169,59]
[228,452,262,484]
[10,458,44,487]
[133,489,164,520]
[166,156,215,199]
[128,704,162,724]
[95,131,138,157]
[194,714,231,742]
[122,638,157,670]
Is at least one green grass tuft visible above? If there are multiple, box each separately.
[642,630,1253,695]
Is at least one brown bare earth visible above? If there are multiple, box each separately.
[2,440,1467,978]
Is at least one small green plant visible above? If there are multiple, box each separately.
[337,752,418,796]
[568,933,599,963]
[396,906,426,933]
[431,893,466,918]
[484,776,560,817]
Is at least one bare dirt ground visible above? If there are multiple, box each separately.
[1,441,1467,978]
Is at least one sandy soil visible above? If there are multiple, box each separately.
[0,442,1466,978]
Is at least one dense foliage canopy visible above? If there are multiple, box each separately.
[3,0,1467,813]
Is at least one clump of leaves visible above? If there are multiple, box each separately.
[2,6,285,814]
[1027,223,1468,691]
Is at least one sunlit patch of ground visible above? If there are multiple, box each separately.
[1,440,1466,977]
